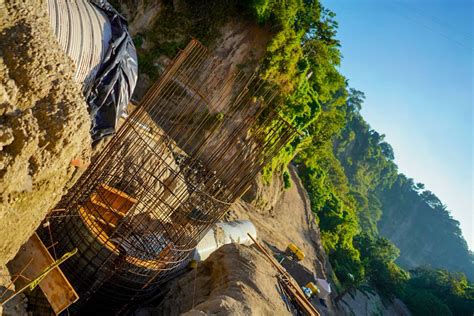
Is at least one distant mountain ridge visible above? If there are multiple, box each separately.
[332,89,474,280]
[377,175,474,280]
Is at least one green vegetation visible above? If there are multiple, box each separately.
[354,233,408,298]
[282,170,291,189]
[404,267,474,315]
[378,175,474,280]
[133,0,256,80]
[244,1,474,314]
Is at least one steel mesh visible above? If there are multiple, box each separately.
[38,39,298,312]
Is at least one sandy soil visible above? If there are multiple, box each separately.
[230,166,332,282]
[0,0,91,268]
[140,166,334,315]
[231,166,335,314]
[150,244,292,316]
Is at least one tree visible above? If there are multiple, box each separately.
[354,233,408,298]
[404,267,474,315]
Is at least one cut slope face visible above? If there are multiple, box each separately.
[156,244,292,316]
[0,0,91,267]
[145,166,334,315]
[231,166,332,281]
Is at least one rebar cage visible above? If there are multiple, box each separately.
[39,40,297,312]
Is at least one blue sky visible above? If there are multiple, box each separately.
[322,0,473,249]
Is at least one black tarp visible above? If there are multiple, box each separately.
[86,0,138,142]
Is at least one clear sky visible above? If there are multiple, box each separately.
[322,0,473,249]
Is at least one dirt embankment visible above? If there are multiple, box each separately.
[145,165,412,316]
[150,244,291,316]
[141,166,334,315]
[0,0,91,268]
[230,166,332,282]
[112,0,272,101]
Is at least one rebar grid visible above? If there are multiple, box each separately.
[39,40,298,311]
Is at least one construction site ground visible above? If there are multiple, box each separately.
[232,166,331,281]
[137,166,335,315]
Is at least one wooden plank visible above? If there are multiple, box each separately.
[79,207,119,253]
[85,199,122,226]
[7,233,79,315]
[99,184,137,204]
[90,195,126,217]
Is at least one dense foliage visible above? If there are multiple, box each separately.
[247,1,474,314]
[378,175,474,280]
[404,267,474,315]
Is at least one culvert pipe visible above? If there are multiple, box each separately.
[46,0,112,91]
[45,0,138,141]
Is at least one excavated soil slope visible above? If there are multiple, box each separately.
[0,0,91,267]
[142,166,334,315]
[156,244,292,316]
[230,166,332,282]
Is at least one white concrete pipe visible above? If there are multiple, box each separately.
[46,0,112,91]
[193,220,257,261]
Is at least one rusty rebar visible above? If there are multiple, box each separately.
[38,39,298,313]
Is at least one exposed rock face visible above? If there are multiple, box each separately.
[242,172,284,214]
[138,166,335,315]
[0,0,91,267]
[339,289,411,316]
[232,166,333,282]
[379,198,474,280]
[114,0,163,36]
[112,0,272,101]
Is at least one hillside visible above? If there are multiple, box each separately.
[111,0,474,314]
[300,87,474,314]
[378,176,473,280]
[1,0,472,314]
[137,167,409,316]
[144,167,331,315]
[332,90,474,281]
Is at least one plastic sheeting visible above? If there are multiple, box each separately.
[86,0,138,141]
[315,278,331,299]
[46,0,137,142]
[193,220,257,261]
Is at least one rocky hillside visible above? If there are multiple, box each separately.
[135,166,411,315]
[378,176,474,280]
[134,166,334,315]
[111,0,272,101]
[2,0,470,314]
[331,91,474,281]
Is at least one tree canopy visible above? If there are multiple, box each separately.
[249,1,474,314]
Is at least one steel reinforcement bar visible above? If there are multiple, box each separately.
[38,39,298,313]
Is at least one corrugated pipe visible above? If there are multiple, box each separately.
[46,0,112,91]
